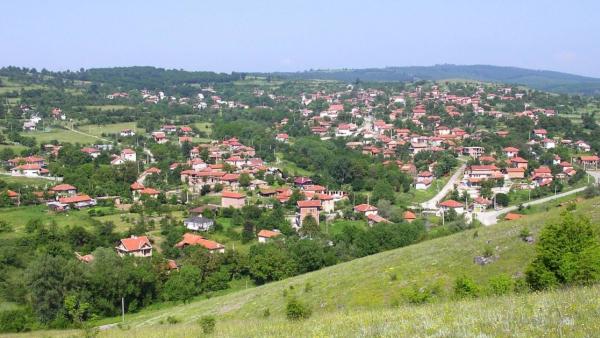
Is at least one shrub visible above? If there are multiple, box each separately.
[198,315,216,334]
[262,308,271,318]
[304,282,313,293]
[519,227,531,240]
[482,244,494,258]
[166,316,180,324]
[0,221,13,233]
[487,274,513,296]
[453,276,480,298]
[404,286,433,305]
[526,213,600,290]
[0,309,33,333]
[286,298,312,321]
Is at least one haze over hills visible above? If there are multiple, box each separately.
[261,64,600,95]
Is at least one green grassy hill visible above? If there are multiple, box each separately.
[11,195,600,337]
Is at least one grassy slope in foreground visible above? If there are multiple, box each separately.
[8,196,600,337]
[92,197,599,324]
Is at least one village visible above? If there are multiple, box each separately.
[2,79,599,265]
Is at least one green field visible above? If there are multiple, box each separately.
[24,128,99,144]
[83,105,135,111]
[0,144,27,153]
[192,122,213,135]
[0,76,47,94]
[76,122,146,137]
[0,173,57,186]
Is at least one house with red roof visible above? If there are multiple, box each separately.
[10,163,48,177]
[221,191,246,209]
[503,147,519,158]
[258,229,282,243]
[505,167,526,179]
[275,133,289,143]
[403,210,417,223]
[510,156,529,169]
[354,203,378,216]
[116,235,153,257]
[81,147,101,158]
[416,171,434,190]
[439,199,464,214]
[367,213,391,225]
[533,129,547,138]
[50,184,77,198]
[578,155,600,169]
[58,194,96,209]
[472,197,492,213]
[297,199,321,226]
[175,233,225,253]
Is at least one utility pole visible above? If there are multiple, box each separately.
[121,297,125,323]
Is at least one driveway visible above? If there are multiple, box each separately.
[420,163,466,210]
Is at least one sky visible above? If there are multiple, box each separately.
[1,0,599,77]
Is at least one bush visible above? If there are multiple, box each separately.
[0,309,33,333]
[526,213,600,290]
[0,220,13,233]
[487,274,513,296]
[198,315,216,334]
[519,227,531,240]
[404,285,437,305]
[482,244,494,258]
[262,308,271,318]
[166,316,180,324]
[453,276,480,298]
[286,298,312,321]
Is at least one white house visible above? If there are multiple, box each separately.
[183,216,215,231]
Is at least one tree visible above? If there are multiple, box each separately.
[526,213,600,290]
[162,265,201,303]
[298,215,320,239]
[239,173,251,187]
[495,193,509,207]
[25,255,68,323]
[372,180,395,204]
[248,243,296,284]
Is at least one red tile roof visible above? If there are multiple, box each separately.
[439,199,463,208]
[175,233,224,250]
[119,236,151,251]
[222,191,245,199]
[59,194,92,204]
[298,200,322,208]
[257,229,281,238]
[403,210,416,220]
[51,184,76,192]
[354,204,378,212]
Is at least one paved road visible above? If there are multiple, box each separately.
[474,186,587,225]
[475,170,600,226]
[420,163,467,209]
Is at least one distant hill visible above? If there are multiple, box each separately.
[265,65,600,95]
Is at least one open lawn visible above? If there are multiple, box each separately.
[322,219,366,236]
[24,128,99,144]
[76,122,146,137]
[83,105,135,111]
[0,173,58,187]
[0,144,27,153]
[274,152,314,177]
